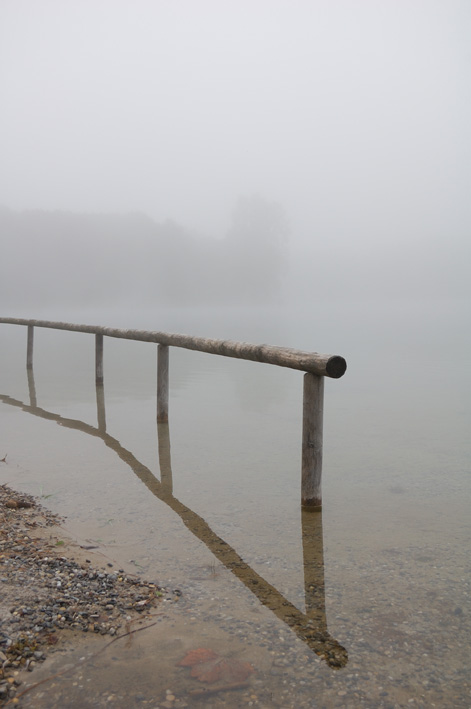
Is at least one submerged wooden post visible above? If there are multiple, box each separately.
[301,373,324,508]
[301,508,327,630]
[26,325,34,369]
[157,422,173,495]
[27,368,37,408]
[96,384,106,432]
[157,344,169,423]
[95,334,104,385]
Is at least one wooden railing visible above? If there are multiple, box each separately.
[0,317,347,507]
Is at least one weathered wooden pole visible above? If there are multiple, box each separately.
[96,384,106,432]
[157,344,169,423]
[95,334,104,385]
[301,508,327,630]
[157,422,173,495]
[27,369,37,409]
[301,373,324,508]
[26,325,34,369]
[1,318,347,379]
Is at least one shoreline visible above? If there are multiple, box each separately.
[0,483,173,706]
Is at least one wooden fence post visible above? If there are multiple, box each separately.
[157,422,173,495]
[157,344,169,423]
[27,369,37,408]
[301,373,324,508]
[26,325,34,370]
[301,508,327,630]
[95,334,104,385]
[96,384,106,432]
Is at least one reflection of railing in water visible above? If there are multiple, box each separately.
[0,366,348,669]
[0,317,347,507]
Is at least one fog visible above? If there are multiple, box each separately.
[1,0,470,310]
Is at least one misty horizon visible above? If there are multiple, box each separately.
[1,200,469,317]
[1,1,469,311]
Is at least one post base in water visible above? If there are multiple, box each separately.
[301,499,322,511]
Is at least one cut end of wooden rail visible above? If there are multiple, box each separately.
[325,356,347,379]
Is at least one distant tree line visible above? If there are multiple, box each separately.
[0,196,289,309]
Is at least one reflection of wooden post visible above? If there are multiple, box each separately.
[95,334,104,385]
[27,325,34,370]
[302,373,324,508]
[27,368,37,408]
[157,345,169,423]
[301,508,327,630]
[96,384,106,432]
[157,422,173,495]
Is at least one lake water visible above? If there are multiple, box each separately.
[0,299,470,708]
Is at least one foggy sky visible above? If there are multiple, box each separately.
[1,0,469,252]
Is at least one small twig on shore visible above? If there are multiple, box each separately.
[7,620,160,706]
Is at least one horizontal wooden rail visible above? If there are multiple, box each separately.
[0,316,347,507]
[0,317,346,378]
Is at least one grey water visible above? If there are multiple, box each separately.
[0,299,470,707]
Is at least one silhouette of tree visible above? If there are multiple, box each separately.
[225,195,289,302]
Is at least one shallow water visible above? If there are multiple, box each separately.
[0,300,470,707]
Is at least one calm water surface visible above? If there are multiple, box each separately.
[0,300,469,707]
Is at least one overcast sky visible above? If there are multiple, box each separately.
[1,0,469,248]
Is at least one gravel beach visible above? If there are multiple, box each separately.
[0,483,171,707]
[1,481,469,709]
